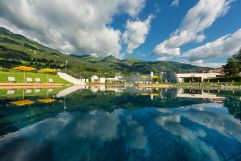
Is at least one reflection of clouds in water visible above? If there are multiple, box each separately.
[0,108,147,145]
[0,112,72,143]
[125,116,148,150]
[0,112,73,161]
[1,103,241,161]
[0,109,149,161]
[73,109,149,150]
[0,111,121,161]
[0,110,121,144]
[179,103,224,111]
[183,108,241,143]
[175,103,241,142]
[155,114,220,161]
[75,110,120,141]
[155,103,241,160]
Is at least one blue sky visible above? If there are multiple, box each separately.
[0,0,240,67]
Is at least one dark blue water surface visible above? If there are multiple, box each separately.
[0,87,241,161]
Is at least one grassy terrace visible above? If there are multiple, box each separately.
[0,87,65,99]
[0,71,69,84]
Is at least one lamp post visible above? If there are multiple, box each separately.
[150,71,153,83]
[65,60,68,73]
[160,72,163,83]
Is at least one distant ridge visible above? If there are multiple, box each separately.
[0,27,212,77]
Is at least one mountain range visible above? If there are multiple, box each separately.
[0,27,211,78]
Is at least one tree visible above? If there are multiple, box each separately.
[223,48,241,76]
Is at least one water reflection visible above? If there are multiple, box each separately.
[0,86,241,161]
[1,105,241,161]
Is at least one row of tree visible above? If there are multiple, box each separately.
[223,49,241,76]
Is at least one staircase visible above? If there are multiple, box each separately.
[57,72,85,85]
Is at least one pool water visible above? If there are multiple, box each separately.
[0,87,241,161]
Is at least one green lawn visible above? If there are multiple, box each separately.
[0,71,69,84]
[0,87,65,99]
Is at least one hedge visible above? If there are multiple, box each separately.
[204,76,241,83]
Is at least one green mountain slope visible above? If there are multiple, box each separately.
[0,27,211,77]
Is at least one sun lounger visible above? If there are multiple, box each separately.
[35,89,40,93]
[48,88,53,92]
[25,89,32,94]
[26,78,33,83]
[8,77,16,83]
[35,78,41,83]
[7,89,15,95]
[48,78,54,83]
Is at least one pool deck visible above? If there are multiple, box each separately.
[0,83,64,89]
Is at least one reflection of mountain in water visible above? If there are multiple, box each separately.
[63,88,208,112]
[0,88,207,136]
[1,105,241,161]
[1,87,241,137]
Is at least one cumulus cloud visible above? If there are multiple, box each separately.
[0,0,145,57]
[120,0,146,17]
[171,0,179,7]
[191,62,225,68]
[153,0,233,56]
[123,15,153,54]
[182,28,241,63]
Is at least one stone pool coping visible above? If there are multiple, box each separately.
[0,83,64,89]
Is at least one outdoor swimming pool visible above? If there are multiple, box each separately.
[0,87,241,161]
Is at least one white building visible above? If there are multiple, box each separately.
[99,77,106,84]
[91,75,99,82]
[177,88,225,102]
[176,73,224,83]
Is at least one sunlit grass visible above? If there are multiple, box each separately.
[0,71,68,84]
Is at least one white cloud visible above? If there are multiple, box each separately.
[182,28,241,63]
[154,0,233,56]
[120,0,146,17]
[171,0,179,7]
[123,15,153,54]
[0,0,145,57]
[193,62,225,68]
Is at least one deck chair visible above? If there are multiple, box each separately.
[26,78,33,83]
[48,88,53,92]
[35,78,41,83]
[35,89,40,93]
[48,78,54,83]
[7,89,15,95]
[25,89,32,94]
[8,77,16,83]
